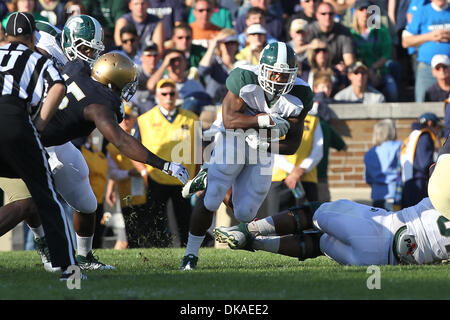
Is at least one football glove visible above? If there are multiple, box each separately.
[257,113,290,137]
[245,133,270,151]
[163,162,189,184]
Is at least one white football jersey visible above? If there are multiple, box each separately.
[399,197,450,264]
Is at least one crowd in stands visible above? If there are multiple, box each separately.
[0,0,449,249]
[0,0,448,109]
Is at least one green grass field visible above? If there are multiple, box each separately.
[0,248,449,300]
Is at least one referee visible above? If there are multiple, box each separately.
[0,12,77,277]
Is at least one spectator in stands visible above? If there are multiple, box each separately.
[112,24,142,66]
[305,43,349,96]
[286,0,318,40]
[63,1,86,23]
[190,0,222,48]
[288,18,309,64]
[132,79,201,247]
[425,54,450,102]
[3,0,49,27]
[364,119,402,210]
[235,24,267,66]
[168,23,207,71]
[350,0,399,102]
[334,61,386,104]
[148,0,185,42]
[402,0,430,77]
[133,42,161,115]
[305,2,355,70]
[114,0,165,54]
[237,7,277,50]
[235,0,284,41]
[400,112,441,208]
[147,49,210,114]
[402,0,450,102]
[198,29,239,105]
[188,0,233,29]
[388,0,414,82]
[81,0,127,51]
[36,0,65,27]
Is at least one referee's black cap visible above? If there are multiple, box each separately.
[5,12,36,37]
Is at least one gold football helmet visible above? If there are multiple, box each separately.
[91,52,138,101]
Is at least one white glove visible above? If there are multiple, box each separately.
[245,133,270,151]
[162,162,189,184]
[257,113,290,137]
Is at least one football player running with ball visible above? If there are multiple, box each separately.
[213,135,450,266]
[179,42,314,270]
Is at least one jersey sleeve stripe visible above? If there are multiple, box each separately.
[12,49,33,98]
[25,55,48,105]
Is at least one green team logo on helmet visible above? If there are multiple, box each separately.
[62,15,105,66]
[258,42,298,96]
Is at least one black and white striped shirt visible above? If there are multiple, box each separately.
[0,42,64,108]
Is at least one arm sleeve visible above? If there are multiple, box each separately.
[405,8,421,35]
[274,154,295,174]
[299,122,324,172]
[107,153,130,181]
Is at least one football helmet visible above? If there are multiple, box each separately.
[258,42,298,97]
[91,52,138,102]
[62,15,105,65]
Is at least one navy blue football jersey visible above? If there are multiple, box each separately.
[40,59,123,147]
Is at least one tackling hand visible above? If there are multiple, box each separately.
[163,162,190,184]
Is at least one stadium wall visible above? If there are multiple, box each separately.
[327,102,445,188]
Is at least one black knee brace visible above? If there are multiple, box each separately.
[288,201,323,234]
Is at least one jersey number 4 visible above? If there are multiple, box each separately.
[58,75,85,110]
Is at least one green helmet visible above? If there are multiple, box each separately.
[258,42,298,96]
[62,15,105,66]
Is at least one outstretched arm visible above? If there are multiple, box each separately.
[84,103,166,170]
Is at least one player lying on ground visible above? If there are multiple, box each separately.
[214,197,450,265]
[214,135,450,265]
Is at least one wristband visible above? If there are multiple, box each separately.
[257,114,272,128]
[140,169,147,177]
